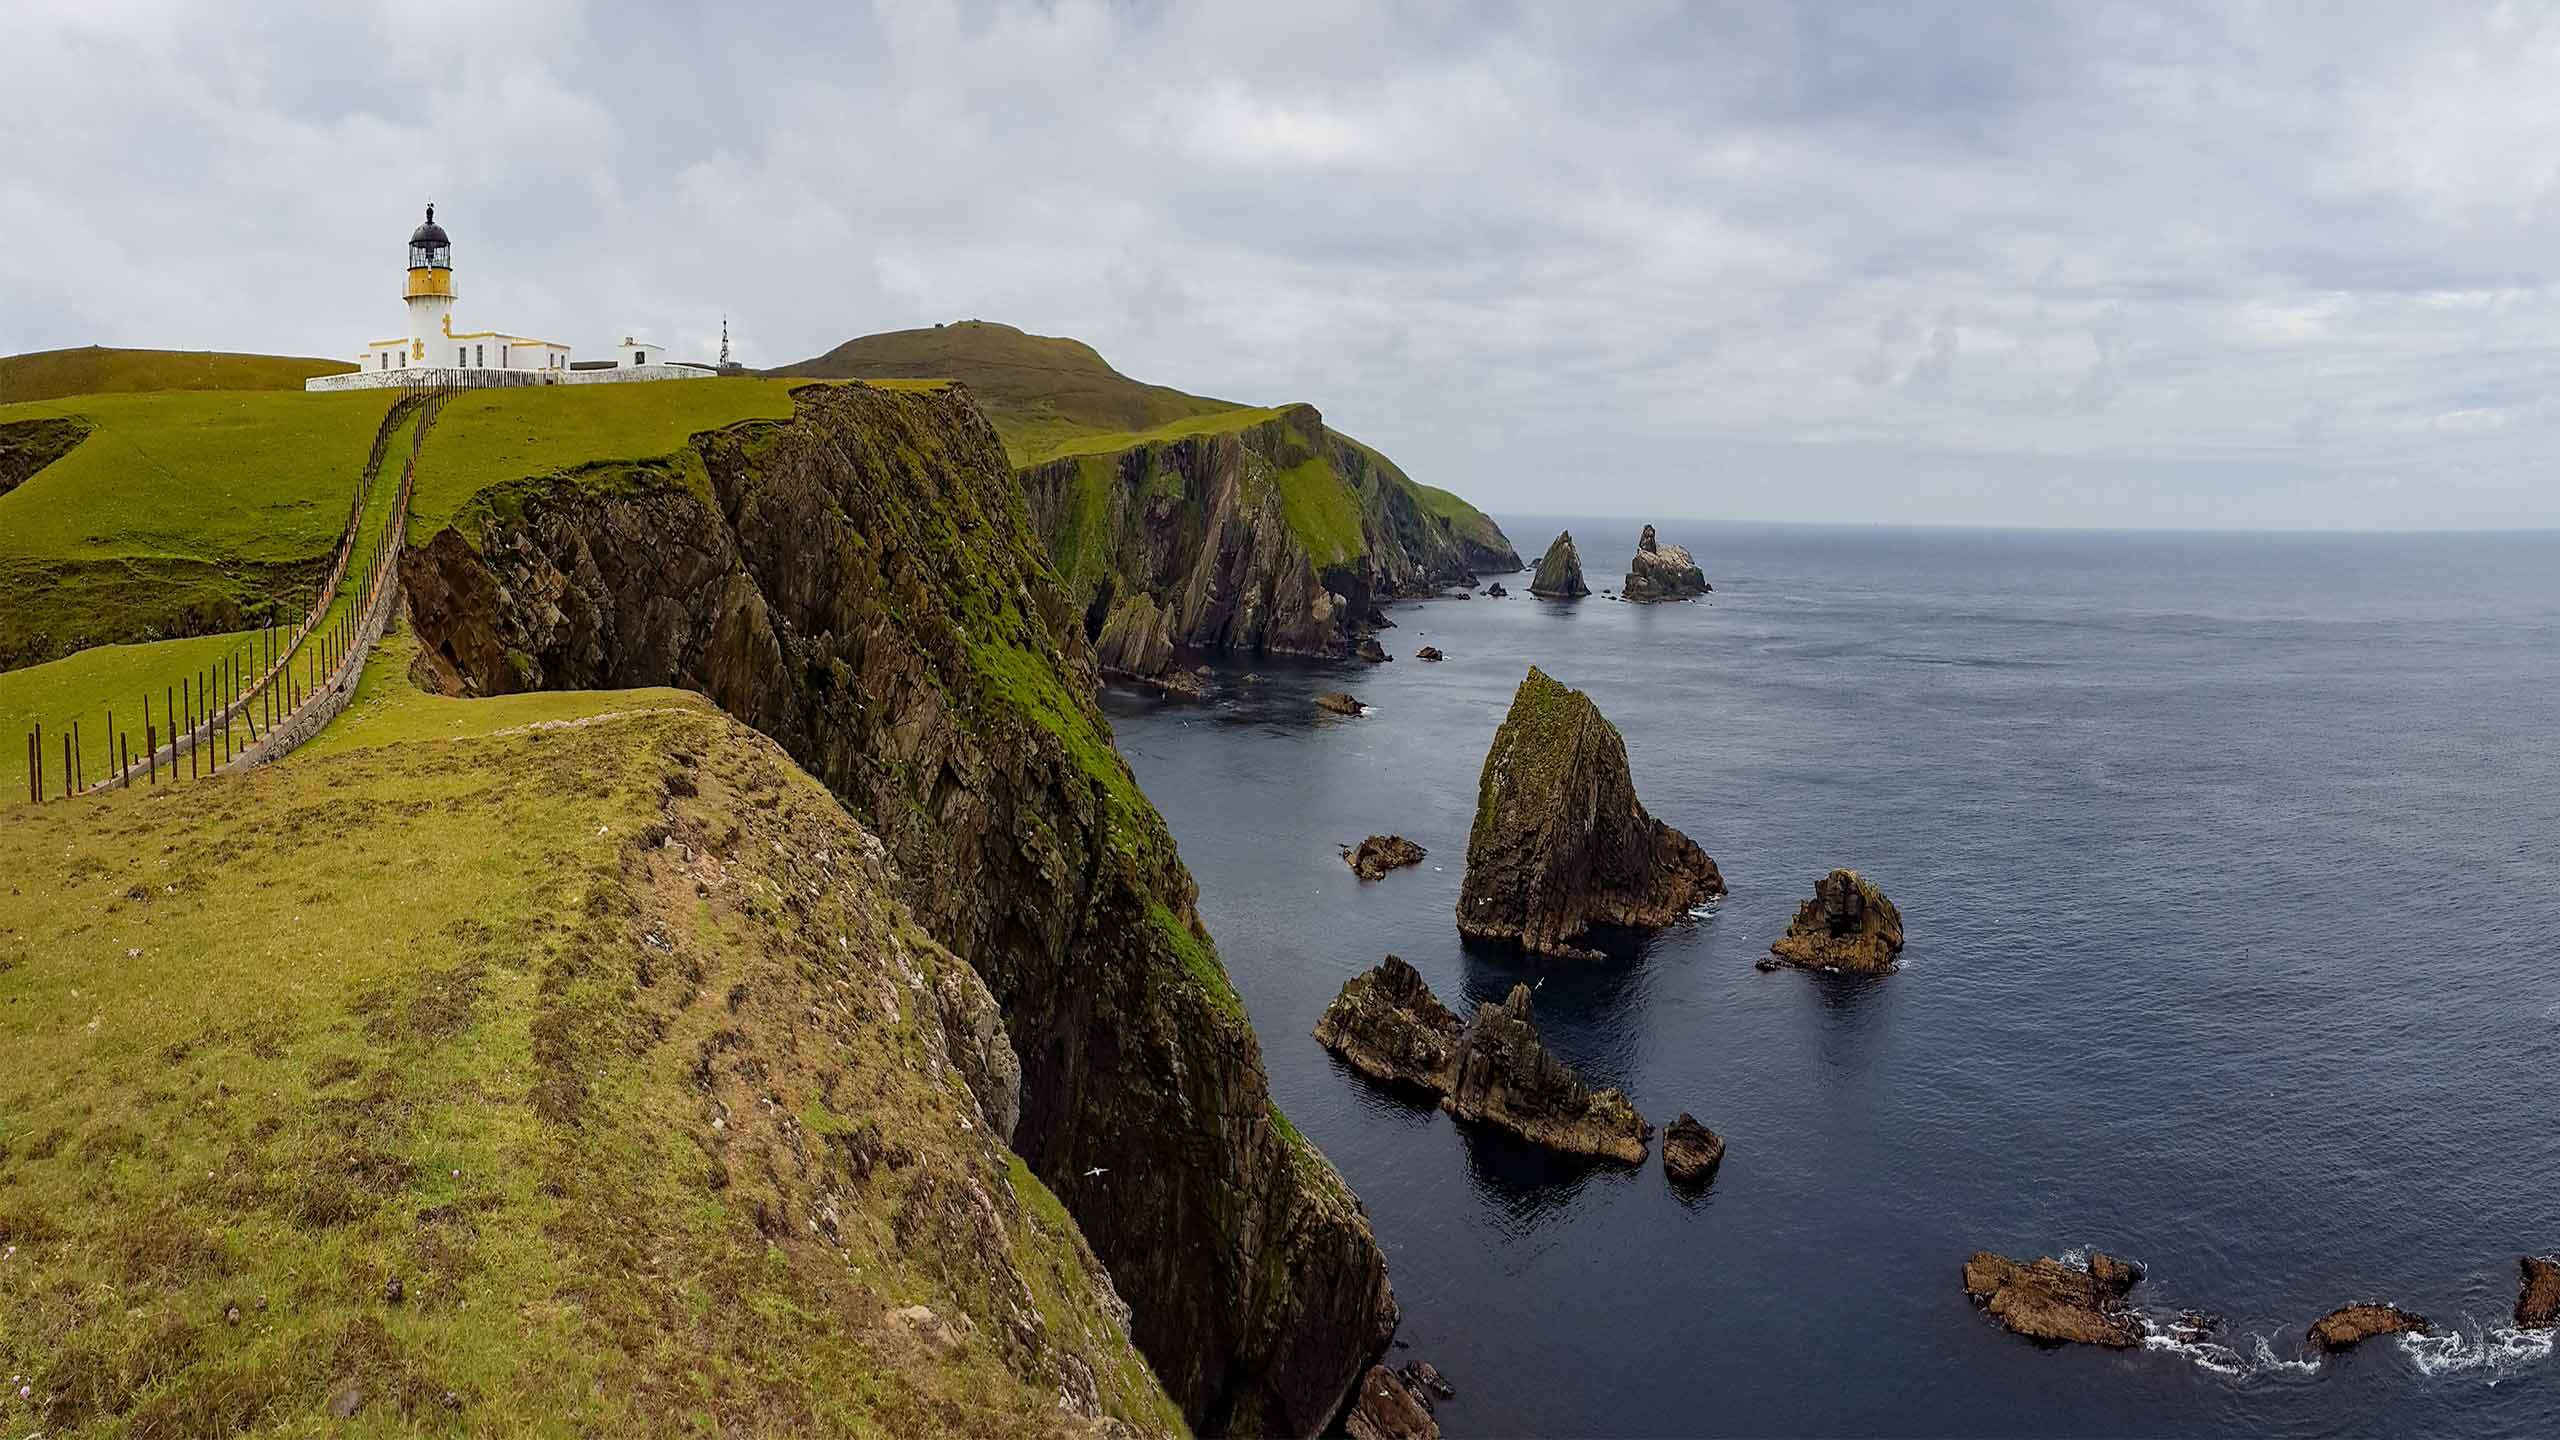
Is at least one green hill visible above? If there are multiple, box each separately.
[773,320,1239,467]
[0,645,1181,1436]
[0,346,353,405]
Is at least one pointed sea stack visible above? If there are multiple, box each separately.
[1622,524,1710,602]
[1529,532,1589,598]
[1447,984,1650,1162]
[1457,667,1725,958]
[1762,869,1904,974]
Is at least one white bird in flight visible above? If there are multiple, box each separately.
[1085,1166,1107,1178]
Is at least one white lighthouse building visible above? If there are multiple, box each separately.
[309,205,709,391]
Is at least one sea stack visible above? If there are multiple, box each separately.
[1961,1251,2146,1348]
[1457,667,1725,958]
[2305,1303,2431,1353]
[1345,835,1427,881]
[1529,532,1590,599]
[1761,869,1904,974]
[1661,1114,1727,1186]
[1622,525,1709,602]
[1314,691,1364,716]
[1446,985,1650,1163]
[1314,956,1463,1095]
[2517,1255,2560,1329]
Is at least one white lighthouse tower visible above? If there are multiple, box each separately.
[402,205,455,363]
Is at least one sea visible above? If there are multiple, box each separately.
[1096,519,2560,1439]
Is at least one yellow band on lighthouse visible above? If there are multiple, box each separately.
[404,268,454,299]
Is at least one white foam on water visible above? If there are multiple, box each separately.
[2131,1315,2321,1383]
[2400,1321,2555,1382]
[1684,900,1720,920]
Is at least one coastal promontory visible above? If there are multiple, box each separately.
[1457,667,1726,957]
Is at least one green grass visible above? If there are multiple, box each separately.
[1017,404,1292,468]
[1269,455,1364,569]
[0,389,403,667]
[0,628,263,803]
[293,631,707,763]
[0,668,1181,1436]
[0,346,352,405]
[772,320,1239,466]
[407,380,812,536]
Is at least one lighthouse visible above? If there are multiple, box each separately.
[403,205,455,363]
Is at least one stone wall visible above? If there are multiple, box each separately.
[307,363,714,393]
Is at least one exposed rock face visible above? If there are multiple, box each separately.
[2518,1256,2560,1328]
[1528,531,1589,599]
[2306,1303,2431,1352]
[1314,691,1364,716]
[1457,667,1726,958]
[1622,524,1709,602]
[1343,1363,1440,1440]
[1961,1251,2146,1348]
[1763,870,1904,974]
[1661,1113,1727,1185]
[1313,957,1463,1096]
[1018,403,1515,688]
[1345,835,1427,881]
[1414,645,1443,662]
[1356,637,1391,663]
[401,382,1390,1436]
[1446,985,1650,1163]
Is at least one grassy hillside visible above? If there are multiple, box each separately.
[0,628,258,803]
[0,346,352,405]
[773,321,1238,466]
[0,390,401,668]
[0,639,1183,1437]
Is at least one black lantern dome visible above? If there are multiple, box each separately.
[407,204,452,271]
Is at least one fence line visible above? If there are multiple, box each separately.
[15,377,455,805]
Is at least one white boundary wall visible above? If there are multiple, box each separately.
[307,363,716,393]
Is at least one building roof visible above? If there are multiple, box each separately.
[409,204,450,249]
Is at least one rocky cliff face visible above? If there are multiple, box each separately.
[1019,404,1512,683]
[401,381,1392,1435]
[1457,667,1726,957]
[1447,985,1651,1163]
[1528,531,1588,598]
[1313,956,1463,1095]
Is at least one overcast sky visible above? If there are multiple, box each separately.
[8,1,2559,529]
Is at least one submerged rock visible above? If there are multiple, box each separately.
[2306,1303,2431,1353]
[1314,691,1365,716]
[1314,956,1463,1095]
[2519,1256,2560,1329]
[1762,869,1904,974]
[1357,637,1392,663]
[1415,645,1444,662]
[1661,1113,1727,1186]
[1457,667,1726,958]
[1446,985,1650,1163]
[1345,835,1428,881]
[1622,524,1709,602]
[1528,532,1589,599]
[1344,1362,1441,1440]
[1961,1251,2146,1348]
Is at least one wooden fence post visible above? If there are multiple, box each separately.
[148,723,157,784]
[72,721,82,793]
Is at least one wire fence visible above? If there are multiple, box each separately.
[17,377,454,805]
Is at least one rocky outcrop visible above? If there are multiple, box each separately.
[2518,1256,2560,1328]
[1961,1251,2146,1348]
[1762,870,1904,974]
[1622,524,1709,602]
[1528,532,1588,599]
[1313,957,1463,1096]
[1315,691,1365,716]
[1447,985,1650,1163]
[1485,582,1507,598]
[1018,404,1514,687]
[1356,637,1391,663]
[1661,1114,1726,1185]
[1456,667,1726,958]
[2306,1303,2431,1352]
[1415,645,1443,661]
[401,381,1390,1436]
[1345,835,1426,881]
[1343,1363,1440,1440]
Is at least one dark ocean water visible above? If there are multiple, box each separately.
[1097,520,2560,1439]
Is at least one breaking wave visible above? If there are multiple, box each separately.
[2400,1321,2555,1382]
